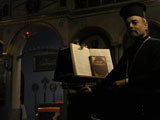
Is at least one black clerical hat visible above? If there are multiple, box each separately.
[120,2,146,20]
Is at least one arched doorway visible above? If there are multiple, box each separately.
[73,26,111,49]
[6,22,63,120]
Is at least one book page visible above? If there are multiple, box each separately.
[70,43,92,76]
[89,49,113,73]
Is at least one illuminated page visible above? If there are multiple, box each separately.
[70,43,92,76]
[89,49,113,73]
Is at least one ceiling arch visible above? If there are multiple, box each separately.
[4,22,62,55]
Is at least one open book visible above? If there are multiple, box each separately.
[70,43,113,78]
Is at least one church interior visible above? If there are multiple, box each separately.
[0,0,160,120]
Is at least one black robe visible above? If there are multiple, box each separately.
[92,36,160,119]
[95,36,160,92]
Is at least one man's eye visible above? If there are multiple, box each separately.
[132,21,137,25]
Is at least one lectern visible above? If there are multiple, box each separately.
[53,47,100,120]
[54,47,99,84]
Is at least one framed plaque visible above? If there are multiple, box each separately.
[33,54,57,72]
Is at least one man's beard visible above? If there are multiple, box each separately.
[128,31,139,38]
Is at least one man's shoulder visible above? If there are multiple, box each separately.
[150,37,160,42]
[148,37,160,49]
[149,37,160,44]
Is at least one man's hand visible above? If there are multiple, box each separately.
[80,86,92,93]
[115,79,128,87]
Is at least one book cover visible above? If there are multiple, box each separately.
[89,56,108,77]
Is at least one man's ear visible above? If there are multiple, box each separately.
[145,19,148,30]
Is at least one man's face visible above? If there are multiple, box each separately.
[125,16,148,38]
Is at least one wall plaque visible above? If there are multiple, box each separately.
[33,54,57,72]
